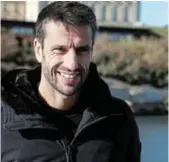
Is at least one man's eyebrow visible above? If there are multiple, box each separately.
[51,45,67,50]
[51,45,91,51]
[75,45,91,50]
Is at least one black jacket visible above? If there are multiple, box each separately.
[1,63,141,162]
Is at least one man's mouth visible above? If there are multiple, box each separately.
[58,72,80,79]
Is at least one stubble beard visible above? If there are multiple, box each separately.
[41,59,89,97]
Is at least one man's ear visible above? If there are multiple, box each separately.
[34,38,43,63]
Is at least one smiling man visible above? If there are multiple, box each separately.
[1,2,141,162]
[35,21,93,109]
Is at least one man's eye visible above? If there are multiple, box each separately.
[53,48,66,53]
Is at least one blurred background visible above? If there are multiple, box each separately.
[1,1,168,162]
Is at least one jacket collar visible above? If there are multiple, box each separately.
[2,62,123,131]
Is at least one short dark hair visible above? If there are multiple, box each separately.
[35,1,97,47]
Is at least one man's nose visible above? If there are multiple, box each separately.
[64,49,78,71]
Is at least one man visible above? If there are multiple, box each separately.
[1,2,141,162]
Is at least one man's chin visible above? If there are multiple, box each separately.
[55,86,79,97]
[59,90,77,97]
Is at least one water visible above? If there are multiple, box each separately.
[136,116,168,162]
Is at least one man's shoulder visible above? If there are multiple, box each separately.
[2,68,30,86]
[102,94,136,125]
[110,96,133,114]
[2,65,40,80]
[88,73,135,119]
[1,66,40,91]
[110,95,139,131]
[1,67,41,117]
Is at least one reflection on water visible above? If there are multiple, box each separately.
[136,116,168,162]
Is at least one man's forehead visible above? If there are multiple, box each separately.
[44,20,92,37]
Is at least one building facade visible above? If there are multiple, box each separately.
[2,1,147,40]
[1,1,141,26]
[81,1,141,27]
[1,0,39,22]
[1,1,26,21]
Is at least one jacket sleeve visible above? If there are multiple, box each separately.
[125,118,142,162]
[122,101,142,162]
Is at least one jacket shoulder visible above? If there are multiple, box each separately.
[110,96,139,133]
[106,95,134,117]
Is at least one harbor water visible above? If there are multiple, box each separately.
[136,116,168,162]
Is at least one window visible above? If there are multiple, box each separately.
[124,6,129,23]
[102,5,106,21]
[11,27,34,35]
[14,3,20,15]
[3,2,7,13]
[136,1,141,22]
[112,6,117,22]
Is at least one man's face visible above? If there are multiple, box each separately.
[35,21,93,96]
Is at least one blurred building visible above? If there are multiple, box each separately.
[1,1,26,21]
[1,1,39,36]
[1,0,39,22]
[81,1,141,27]
[1,1,141,26]
[1,1,160,39]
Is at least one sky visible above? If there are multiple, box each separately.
[140,1,168,27]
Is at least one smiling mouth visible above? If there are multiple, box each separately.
[58,72,80,79]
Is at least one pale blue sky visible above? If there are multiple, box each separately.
[141,1,168,27]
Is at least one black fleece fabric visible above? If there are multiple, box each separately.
[1,62,141,162]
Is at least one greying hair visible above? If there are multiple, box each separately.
[35,1,97,48]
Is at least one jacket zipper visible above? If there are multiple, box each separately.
[61,116,108,162]
[66,114,122,161]
[70,116,108,146]
[61,139,70,162]
[72,113,122,144]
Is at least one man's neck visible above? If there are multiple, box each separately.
[38,77,78,111]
